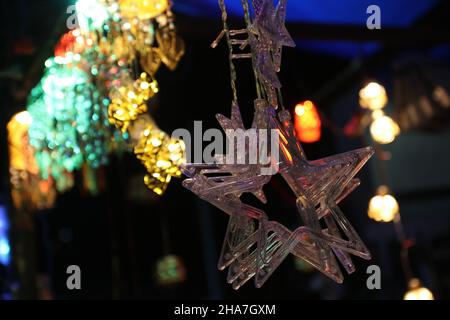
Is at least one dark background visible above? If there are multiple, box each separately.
[1,0,450,299]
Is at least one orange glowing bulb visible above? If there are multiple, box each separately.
[294,100,321,143]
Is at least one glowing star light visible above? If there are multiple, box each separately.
[182,0,374,290]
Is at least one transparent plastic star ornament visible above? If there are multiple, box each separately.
[182,0,374,289]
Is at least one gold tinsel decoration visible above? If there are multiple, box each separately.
[134,122,185,195]
[103,0,185,196]
[108,72,159,133]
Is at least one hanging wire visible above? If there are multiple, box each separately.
[217,0,239,104]
[373,142,416,284]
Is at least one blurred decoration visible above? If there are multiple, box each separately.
[54,29,88,59]
[0,206,11,266]
[7,112,57,211]
[155,255,186,286]
[6,0,186,210]
[357,80,401,145]
[26,56,111,193]
[134,121,185,195]
[0,64,24,81]
[366,78,433,298]
[294,257,315,274]
[12,37,36,56]
[77,0,185,195]
[359,81,388,111]
[368,185,399,222]
[119,0,169,20]
[294,100,322,143]
[403,278,435,300]
[108,72,159,133]
[75,0,110,32]
[343,112,372,138]
[370,111,400,144]
[393,57,450,132]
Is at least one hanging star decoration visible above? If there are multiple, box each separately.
[182,0,374,289]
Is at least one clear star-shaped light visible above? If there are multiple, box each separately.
[182,0,374,289]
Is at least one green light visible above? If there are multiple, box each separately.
[27,57,111,192]
[76,0,109,32]
[155,255,186,286]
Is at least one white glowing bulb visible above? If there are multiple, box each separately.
[156,160,171,168]
[359,81,388,110]
[76,0,109,31]
[403,278,434,300]
[151,138,162,147]
[168,143,178,152]
[370,115,400,144]
[14,111,33,126]
[127,91,137,99]
[368,186,399,223]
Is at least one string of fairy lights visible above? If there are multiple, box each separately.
[292,82,434,299]
[359,81,434,300]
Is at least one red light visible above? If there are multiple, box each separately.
[294,100,321,143]
[54,30,86,58]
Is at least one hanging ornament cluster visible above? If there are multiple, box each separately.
[27,55,111,193]
[134,119,185,195]
[76,0,186,195]
[181,0,374,289]
[7,112,57,211]
[108,72,159,133]
[10,0,185,209]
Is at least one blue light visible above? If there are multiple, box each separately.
[174,0,439,27]
[174,0,439,57]
[0,206,11,266]
[0,239,10,263]
[0,206,8,231]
